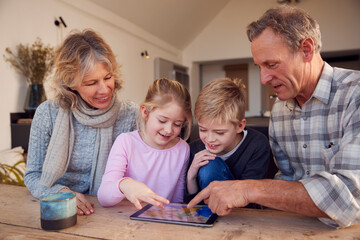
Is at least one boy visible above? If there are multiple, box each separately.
[186,78,271,203]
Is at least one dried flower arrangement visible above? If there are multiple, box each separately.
[3,38,55,85]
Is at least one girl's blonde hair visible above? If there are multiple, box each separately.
[137,78,192,140]
[195,78,246,126]
[49,29,122,110]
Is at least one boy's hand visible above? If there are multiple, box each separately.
[119,178,169,209]
[188,150,216,180]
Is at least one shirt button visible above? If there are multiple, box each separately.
[306,170,310,175]
[303,144,307,148]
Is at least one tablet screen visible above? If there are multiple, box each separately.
[130,203,217,227]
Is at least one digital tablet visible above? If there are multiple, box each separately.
[130,203,218,227]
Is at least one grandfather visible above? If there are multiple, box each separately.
[188,6,360,228]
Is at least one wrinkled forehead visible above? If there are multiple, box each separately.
[251,28,293,63]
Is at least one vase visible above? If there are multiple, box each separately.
[24,84,46,116]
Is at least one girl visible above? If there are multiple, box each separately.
[98,78,192,209]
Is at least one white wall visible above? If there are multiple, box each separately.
[2,0,360,151]
[0,0,182,151]
[184,0,360,116]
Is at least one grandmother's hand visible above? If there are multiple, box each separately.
[60,188,95,216]
[119,178,170,210]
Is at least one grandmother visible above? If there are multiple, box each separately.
[24,29,137,216]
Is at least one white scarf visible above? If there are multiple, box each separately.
[40,96,120,195]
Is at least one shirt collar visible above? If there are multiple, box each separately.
[285,62,333,111]
[218,129,248,161]
[311,62,333,105]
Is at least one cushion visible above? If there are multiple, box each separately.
[0,146,26,185]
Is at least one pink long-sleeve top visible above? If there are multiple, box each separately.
[97,130,190,207]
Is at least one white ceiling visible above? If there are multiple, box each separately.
[87,0,231,50]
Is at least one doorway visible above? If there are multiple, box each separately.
[224,64,249,110]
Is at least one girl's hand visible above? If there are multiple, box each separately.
[60,188,95,216]
[119,178,170,209]
[187,150,216,181]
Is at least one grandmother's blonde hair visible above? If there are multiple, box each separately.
[49,29,122,110]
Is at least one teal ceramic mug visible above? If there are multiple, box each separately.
[40,192,77,230]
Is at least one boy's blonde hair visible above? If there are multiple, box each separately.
[195,78,246,126]
[137,78,192,140]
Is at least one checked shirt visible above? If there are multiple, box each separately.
[270,62,360,228]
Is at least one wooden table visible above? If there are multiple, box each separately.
[1,184,359,239]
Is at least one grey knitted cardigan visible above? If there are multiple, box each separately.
[24,100,137,199]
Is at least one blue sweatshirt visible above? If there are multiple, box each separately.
[24,100,137,199]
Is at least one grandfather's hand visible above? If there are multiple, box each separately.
[120,178,170,210]
[59,188,94,216]
[187,180,250,216]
